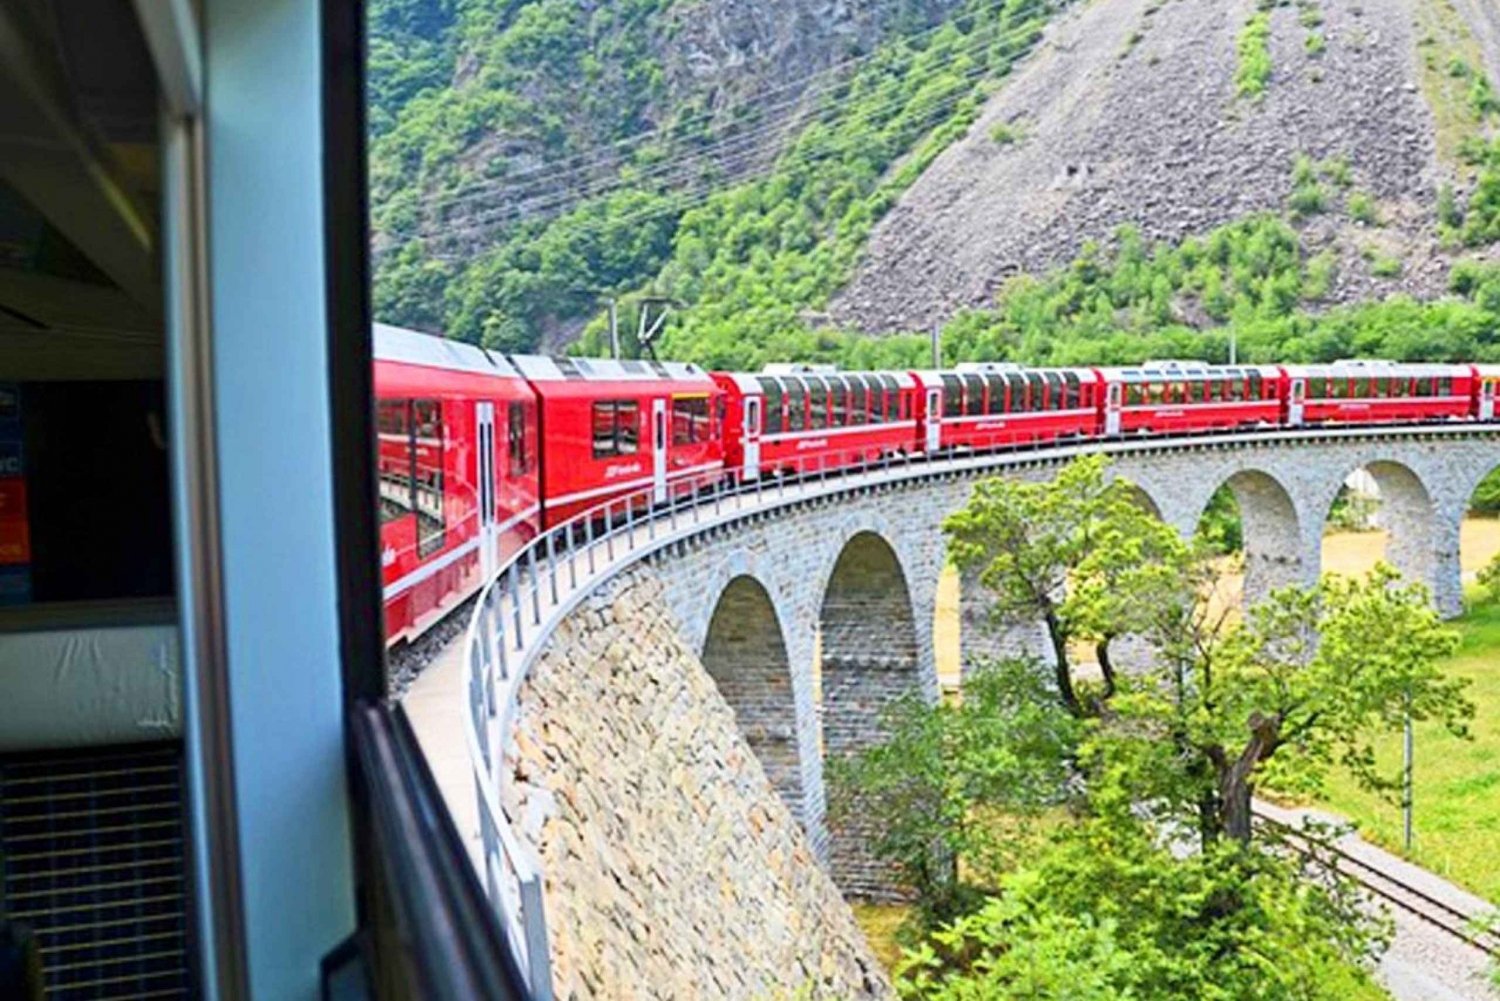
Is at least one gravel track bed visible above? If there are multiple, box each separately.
[1256,799,1499,1001]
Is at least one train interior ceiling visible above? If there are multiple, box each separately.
[0,2,187,998]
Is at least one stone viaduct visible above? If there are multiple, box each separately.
[639,429,1499,891]
[469,427,1500,996]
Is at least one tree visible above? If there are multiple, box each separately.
[1118,564,1472,845]
[894,814,1390,1001]
[825,658,1080,927]
[942,454,1192,718]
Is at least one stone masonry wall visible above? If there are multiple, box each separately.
[503,569,892,1000]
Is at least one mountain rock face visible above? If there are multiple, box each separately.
[828,0,1500,333]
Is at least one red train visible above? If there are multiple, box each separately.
[374,324,1500,645]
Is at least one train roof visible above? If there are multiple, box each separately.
[373,322,524,379]
[1098,361,1282,383]
[912,365,1096,382]
[509,354,712,384]
[1283,360,1473,378]
[716,370,917,393]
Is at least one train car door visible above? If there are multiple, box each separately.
[1105,382,1122,436]
[743,395,762,479]
[1482,380,1496,421]
[652,398,668,503]
[925,388,942,451]
[475,401,497,579]
[1288,378,1306,426]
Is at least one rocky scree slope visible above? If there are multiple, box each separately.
[830,0,1485,333]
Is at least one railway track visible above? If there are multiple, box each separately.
[1252,807,1500,959]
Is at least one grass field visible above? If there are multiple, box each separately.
[1305,596,1500,903]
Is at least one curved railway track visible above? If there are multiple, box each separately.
[1252,807,1500,959]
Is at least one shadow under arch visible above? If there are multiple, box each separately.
[701,574,806,822]
[817,530,921,899]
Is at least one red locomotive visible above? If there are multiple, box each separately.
[373,322,1500,648]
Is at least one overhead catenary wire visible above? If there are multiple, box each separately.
[408,75,996,256]
[385,24,1048,251]
[391,0,1053,214]
[377,15,1053,245]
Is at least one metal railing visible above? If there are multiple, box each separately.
[455,420,1500,998]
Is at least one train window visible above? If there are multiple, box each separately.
[879,375,899,421]
[412,399,445,557]
[786,380,807,431]
[758,377,784,434]
[807,379,828,429]
[848,378,867,425]
[1439,376,1454,396]
[1044,372,1068,411]
[827,376,848,427]
[941,375,963,417]
[1124,383,1140,406]
[1008,372,1032,411]
[1024,373,1042,412]
[962,374,984,416]
[591,400,640,457]
[1062,373,1081,410]
[984,375,1005,414]
[672,396,710,445]
[1248,371,1263,399]
[508,401,529,476]
[378,400,414,525]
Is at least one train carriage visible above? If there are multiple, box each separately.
[1475,365,1500,420]
[714,365,919,479]
[1284,361,1475,426]
[1099,361,1283,436]
[511,355,725,524]
[912,364,1103,452]
[374,323,541,644]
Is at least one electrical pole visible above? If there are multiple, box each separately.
[607,297,619,360]
[1403,685,1414,853]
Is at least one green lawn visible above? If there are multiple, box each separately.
[1311,597,1500,904]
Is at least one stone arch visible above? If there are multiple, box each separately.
[1207,468,1310,609]
[817,530,922,899]
[1324,460,1449,612]
[701,575,808,823]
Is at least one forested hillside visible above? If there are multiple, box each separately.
[370,0,1500,370]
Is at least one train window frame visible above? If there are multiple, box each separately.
[412,398,446,558]
[827,376,849,427]
[984,374,1006,415]
[1062,373,1081,410]
[879,375,900,421]
[941,375,963,417]
[807,378,829,430]
[785,378,807,432]
[507,401,529,476]
[378,399,415,526]
[672,395,710,445]
[591,399,641,457]
[758,377,784,434]
[962,374,985,416]
[848,377,867,425]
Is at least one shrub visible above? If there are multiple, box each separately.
[1235,14,1273,99]
[1348,190,1381,225]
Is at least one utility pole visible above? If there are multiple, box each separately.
[1403,685,1414,852]
[1229,329,1238,366]
[931,323,941,368]
[607,297,619,360]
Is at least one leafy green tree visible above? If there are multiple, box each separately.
[894,815,1390,1001]
[941,454,1191,717]
[826,657,1080,925]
